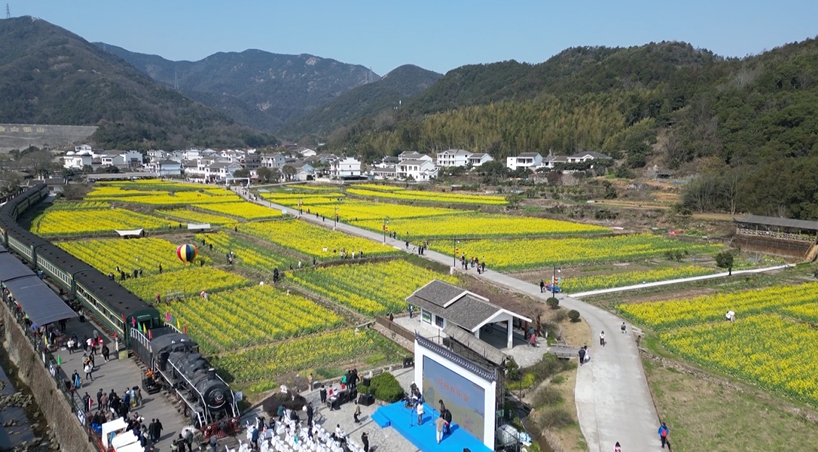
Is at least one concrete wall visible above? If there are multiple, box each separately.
[1,304,96,452]
[0,124,97,152]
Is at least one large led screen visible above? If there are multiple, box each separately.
[422,355,486,441]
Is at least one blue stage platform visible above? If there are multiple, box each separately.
[372,402,492,452]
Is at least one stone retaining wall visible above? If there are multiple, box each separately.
[0,124,97,152]
[1,304,96,452]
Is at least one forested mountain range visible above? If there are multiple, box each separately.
[0,17,274,150]
[323,40,818,220]
[96,43,379,133]
[278,64,442,139]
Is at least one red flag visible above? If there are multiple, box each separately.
[122,313,126,323]
[131,317,136,328]
[148,329,152,340]
[183,325,187,335]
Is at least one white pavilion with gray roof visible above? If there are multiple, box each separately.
[405,279,532,349]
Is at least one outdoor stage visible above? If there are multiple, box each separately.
[372,401,492,452]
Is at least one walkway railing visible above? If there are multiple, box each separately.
[2,297,104,451]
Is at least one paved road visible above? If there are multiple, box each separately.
[570,264,793,298]
[235,191,715,451]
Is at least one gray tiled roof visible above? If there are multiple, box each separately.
[517,152,540,158]
[407,280,503,331]
[735,214,818,231]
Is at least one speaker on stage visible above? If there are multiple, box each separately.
[359,393,375,406]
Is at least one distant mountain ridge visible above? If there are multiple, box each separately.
[96,43,380,133]
[278,64,443,139]
[0,16,273,150]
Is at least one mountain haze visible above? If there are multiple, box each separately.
[0,16,273,150]
[97,44,380,133]
[278,64,442,139]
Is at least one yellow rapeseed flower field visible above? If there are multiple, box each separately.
[360,213,609,241]
[242,220,399,259]
[347,187,506,205]
[429,233,713,270]
[196,202,283,220]
[30,208,168,236]
[212,329,398,383]
[196,231,292,271]
[619,282,818,330]
[289,260,458,315]
[165,285,344,354]
[661,314,818,406]
[123,267,249,301]
[57,238,209,276]
[155,208,238,226]
[561,266,715,293]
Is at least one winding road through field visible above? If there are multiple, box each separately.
[238,189,786,452]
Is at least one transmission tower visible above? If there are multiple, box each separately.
[6,4,10,19]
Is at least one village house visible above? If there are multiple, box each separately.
[506,152,543,171]
[397,158,438,181]
[330,156,362,178]
[467,152,494,167]
[436,149,473,167]
[147,159,182,177]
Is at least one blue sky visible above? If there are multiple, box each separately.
[14,0,818,75]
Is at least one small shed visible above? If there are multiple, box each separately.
[406,280,532,349]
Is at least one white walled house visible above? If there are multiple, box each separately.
[398,151,433,163]
[292,162,316,181]
[205,162,243,182]
[436,149,473,167]
[261,153,286,169]
[148,159,182,177]
[63,152,93,170]
[74,144,93,154]
[567,151,612,164]
[506,152,543,171]
[397,159,438,181]
[468,153,494,167]
[372,165,397,180]
[98,150,143,168]
[330,157,362,178]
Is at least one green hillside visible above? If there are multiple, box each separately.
[278,64,442,139]
[324,39,818,219]
[0,17,275,150]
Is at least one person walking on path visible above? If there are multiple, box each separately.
[614,441,622,452]
[416,402,424,425]
[361,432,369,452]
[599,331,606,346]
[578,347,586,365]
[658,422,669,449]
[306,402,314,429]
[435,415,447,444]
[84,362,94,381]
[101,343,110,362]
[539,280,545,293]
[353,400,361,423]
[583,345,590,363]
[209,435,217,452]
[621,322,627,334]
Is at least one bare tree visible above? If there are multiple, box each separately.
[721,169,743,216]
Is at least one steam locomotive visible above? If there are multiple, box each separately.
[0,183,239,434]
